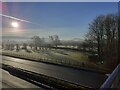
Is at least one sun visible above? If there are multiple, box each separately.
[11,21,19,28]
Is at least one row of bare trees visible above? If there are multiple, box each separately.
[2,35,61,51]
[86,13,119,68]
[30,35,61,50]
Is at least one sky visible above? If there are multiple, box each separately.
[2,2,118,40]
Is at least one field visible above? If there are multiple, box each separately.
[1,48,110,74]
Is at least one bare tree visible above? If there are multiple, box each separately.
[54,35,61,47]
[103,14,118,66]
[22,43,27,50]
[16,44,20,51]
[86,13,119,68]
[87,15,105,62]
[31,36,40,50]
[49,35,61,47]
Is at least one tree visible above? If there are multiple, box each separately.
[16,44,20,51]
[86,13,118,67]
[31,36,40,50]
[49,35,61,47]
[87,15,105,62]
[22,43,27,50]
[29,43,33,50]
[84,39,96,53]
[31,36,45,50]
[103,14,118,66]
[54,35,61,47]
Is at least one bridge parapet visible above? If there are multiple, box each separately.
[101,64,120,89]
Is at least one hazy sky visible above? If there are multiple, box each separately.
[2,2,118,40]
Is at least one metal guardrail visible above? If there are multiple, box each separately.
[101,64,120,89]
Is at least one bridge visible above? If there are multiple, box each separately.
[101,64,120,89]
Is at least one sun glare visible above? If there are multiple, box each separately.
[11,21,19,28]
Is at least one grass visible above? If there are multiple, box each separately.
[1,49,111,74]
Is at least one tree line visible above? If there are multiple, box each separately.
[2,35,61,51]
[86,13,119,68]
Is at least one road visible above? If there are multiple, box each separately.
[0,68,43,89]
[2,56,107,88]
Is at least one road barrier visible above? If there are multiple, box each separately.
[101,64,120,89]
